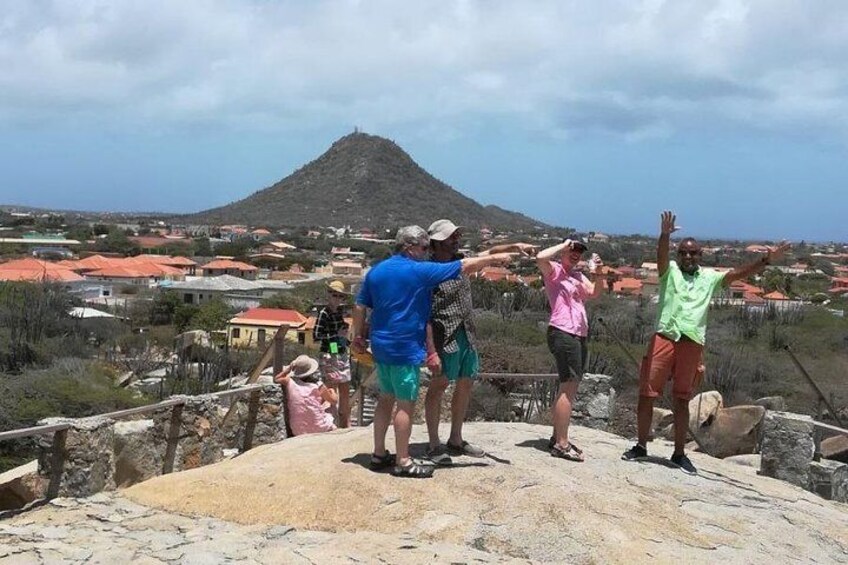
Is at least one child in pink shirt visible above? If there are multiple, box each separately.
[274,355,337,436]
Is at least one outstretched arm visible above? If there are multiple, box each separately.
[479,242,537,257]
[658,211,679,277]
[723,242,791,287]
[460,253,514,274]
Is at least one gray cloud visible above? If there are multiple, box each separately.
[1,0,847,139]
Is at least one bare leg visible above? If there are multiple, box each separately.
[425,376,449,449]
[448,377,473,445]
[394,400,416,465]
[552,380,579,448]
[373,393,394,456]
[337,382,351,428]
[672,397,689,454]
[637,395,654,447]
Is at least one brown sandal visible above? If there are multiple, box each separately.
[551,443,584,462]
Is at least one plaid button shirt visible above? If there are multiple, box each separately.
[430,263,476,354]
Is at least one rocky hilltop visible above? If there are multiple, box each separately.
[181,133,547,230]
[3,423,845,563]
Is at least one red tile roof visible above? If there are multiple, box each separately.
[0,259,84,282]
[763,291,789,300]
[202,259,258,271]
[230,308,308,327]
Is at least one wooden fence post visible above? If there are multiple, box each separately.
[274,325,295,439]
[162,404,184,474]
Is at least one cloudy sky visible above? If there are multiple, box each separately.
[1,0,846,241]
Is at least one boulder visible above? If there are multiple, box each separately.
[821,435,848,463]
[692,405,766,459]
[0,460,45,511]
[760,411,815,489]
[688,391,722,433]
[651,408,673,438]
[753,396,786,411]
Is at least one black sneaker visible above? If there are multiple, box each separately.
[621,444,648,461]
[670,453,697,475]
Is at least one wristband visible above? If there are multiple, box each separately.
[426,352,440,365]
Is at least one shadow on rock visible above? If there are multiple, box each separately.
[515,438,551,454]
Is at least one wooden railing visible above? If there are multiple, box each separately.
[0,324,294,501]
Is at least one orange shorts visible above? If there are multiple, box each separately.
[639,333,704,400]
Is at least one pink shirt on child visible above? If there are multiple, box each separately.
[543,261,590,337]
[285,378,336,436]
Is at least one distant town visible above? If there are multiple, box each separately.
[1,206,847,356]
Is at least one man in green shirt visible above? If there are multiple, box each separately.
[622,211,790,474]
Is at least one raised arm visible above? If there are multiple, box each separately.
[658,211,679,277]
[536,240,570,278]
[581,255,606,299]
[273,365,292,385]
[723,241,791,287]
[460,253,514,275]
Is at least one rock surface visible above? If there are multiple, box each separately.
[3,423,847,563]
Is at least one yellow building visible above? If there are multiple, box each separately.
[227,308,308,349]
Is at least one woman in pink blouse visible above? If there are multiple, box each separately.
[536,239,604,461]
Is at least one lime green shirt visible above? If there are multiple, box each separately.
[656,261,726,345]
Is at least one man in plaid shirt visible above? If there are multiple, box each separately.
[424,219,537,465]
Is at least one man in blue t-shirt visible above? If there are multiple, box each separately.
[353,225,513,478]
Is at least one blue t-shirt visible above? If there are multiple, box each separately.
[356,254,462,365]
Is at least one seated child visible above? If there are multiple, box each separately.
[274,354,338,436]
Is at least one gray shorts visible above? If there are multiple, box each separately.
[546,326,587,383]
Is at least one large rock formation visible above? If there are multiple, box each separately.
[106,422,848,563]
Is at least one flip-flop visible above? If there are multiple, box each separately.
[551,443,584,462]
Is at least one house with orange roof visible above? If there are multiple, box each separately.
[727,280,765,300]
[227,308,308,348]
[251,228,272,241]
[201,259,258,279]
[612,277,643,296]
[763,290,789,301]
[133,255,197,275]
[827,277,848,295]
[0,258,84,284]
[257,241,297,254]
[329,260,364,277]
